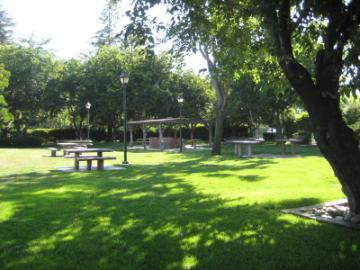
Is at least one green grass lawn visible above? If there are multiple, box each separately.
[0,143,359,270]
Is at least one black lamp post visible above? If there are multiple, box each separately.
[120,72,130,164]
[85,101,91,140]
[177,94,184,152]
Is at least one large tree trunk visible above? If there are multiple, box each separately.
[106,123,113,142]
[199,44,226,155]
[212,103,225,155]
[281,59,360,213]
[274,111,283,139]
[280,51,360,213]
[313,107,360,213]
[264,0,360,213]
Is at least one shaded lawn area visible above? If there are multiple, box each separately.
[0,144,359,270]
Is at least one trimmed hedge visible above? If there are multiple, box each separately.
[0,135,43,147]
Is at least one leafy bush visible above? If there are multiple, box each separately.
[342,98,360,138]
[343,101,360,125]
[28,129,51,140]
[29,128,82,142]
[292,130,310,144]
[48,129,77,140]
[288,112,312,143]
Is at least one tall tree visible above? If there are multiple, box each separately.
[0,64,12,137]
[92,0,120,48]
[256,0,360,213]
[0,5,14,44]
[124,0,360,213]
[0,44,56,134]
[85,46,125,140]
[124,0,254,154]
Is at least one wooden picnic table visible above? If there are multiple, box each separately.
[231,140,262,157]
[275,138,287,155]
[65,148,115,170]
[57,142,93,156]
[288,138,303,155]
[57,140,93,143]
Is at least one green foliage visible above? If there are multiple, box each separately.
[226,72,298,135]
[342,97,360,137]
[0,63,12,131]
[28,128,110,142]
[0,5,14,44]
[292,112,312,143]
[0,40,212,141]
[0,44,57,133]
[92,0,121,47]
[342,98,360,126]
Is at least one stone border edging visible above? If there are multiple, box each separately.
[282,199,360,230]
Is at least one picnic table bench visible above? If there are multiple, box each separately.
[76,156,116,170]
[48,147,59,157]
[275,138,304,155]
[275,138,287,155]
[64,148,115,170]
[289,138,303,155]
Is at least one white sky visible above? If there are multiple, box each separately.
[1,0,206,72]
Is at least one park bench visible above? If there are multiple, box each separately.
[75,156,116,170]
[48,147,59,157]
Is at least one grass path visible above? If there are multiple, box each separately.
[0,144,359,269]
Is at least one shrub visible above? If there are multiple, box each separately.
[0,137,12,147]
[12,135,43,147]
[350,122,360,139]
[48,129,77,141]
[28,129,51,141]
[263,132,275,141]
[342,99,360,138]
[343,101,360,125]
[289,112,312,143]
[292,130,310,144]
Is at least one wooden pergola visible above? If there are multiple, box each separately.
[127,117,212,151]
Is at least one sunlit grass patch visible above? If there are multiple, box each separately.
[0,144,359,270]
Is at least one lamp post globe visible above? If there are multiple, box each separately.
[85,101,91,140]
[120,72,130,164]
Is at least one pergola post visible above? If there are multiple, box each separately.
[142,124,147,150]
[127,118,207,151]
[158,124,164,151]
[190,123,196,149]
[129,125,134,146]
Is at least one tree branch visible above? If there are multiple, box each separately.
[277,0,293,57]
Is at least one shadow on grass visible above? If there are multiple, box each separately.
[0,158,358,270]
